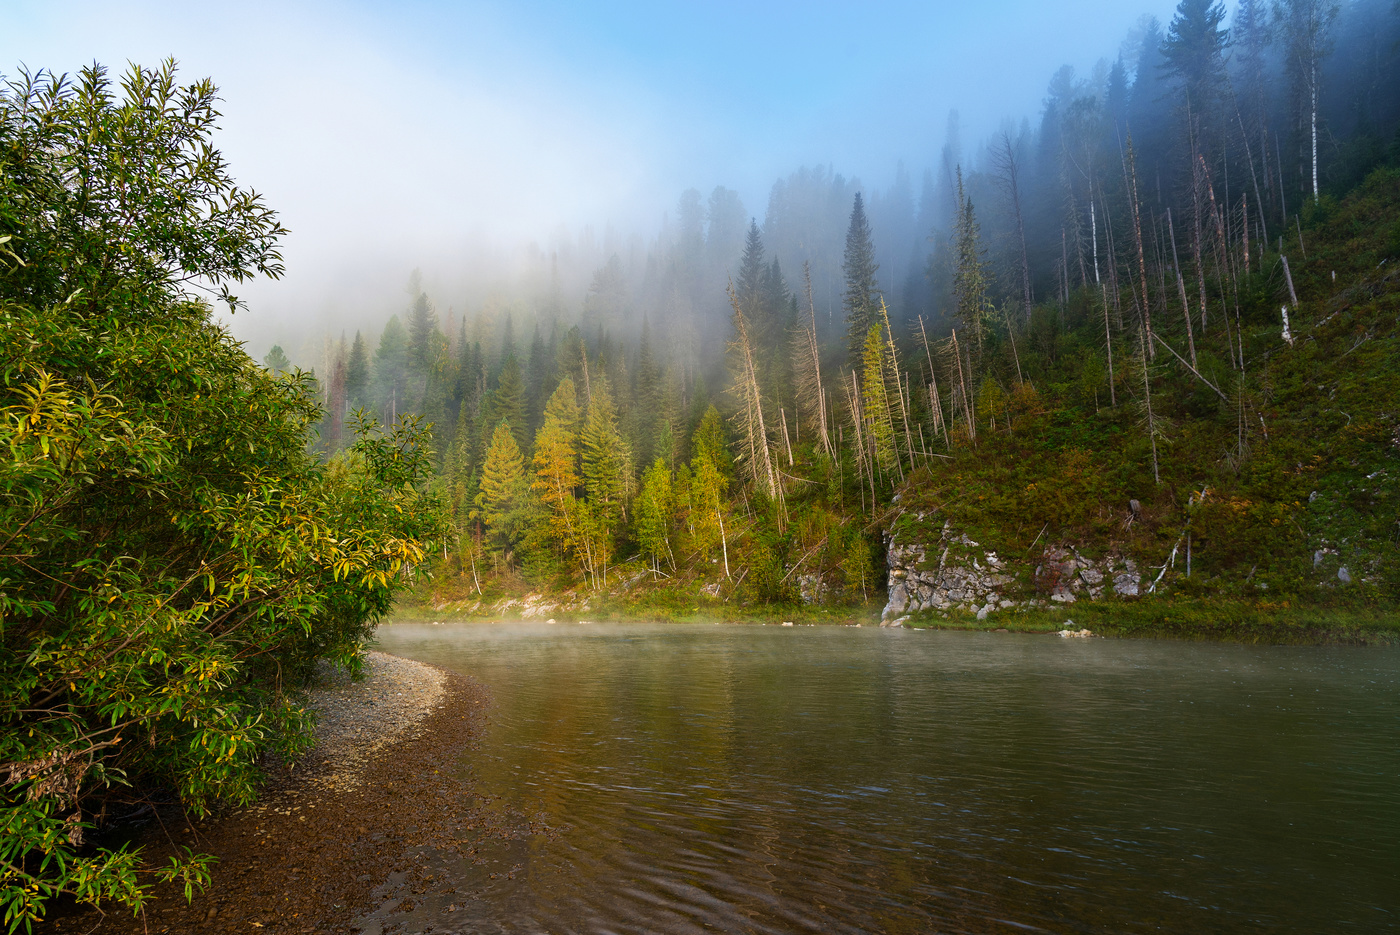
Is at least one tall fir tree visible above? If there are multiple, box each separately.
[581,374,632,532]
[345,330,370,409]
[406,290,438,372]
[842,192,881,366]
[736,219,766,313]
[373,315,409,421]
[491,354,527,452]
[478,420,528,557]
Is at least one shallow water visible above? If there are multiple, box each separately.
[370,623,1400,934]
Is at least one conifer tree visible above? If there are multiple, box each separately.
[688,451,728,566]
[691,405,731,477]
[263,344,290,374]
[952,169,992,354]
[406,290,438,371]
[842,192,881,365]
[543,372,583,435]
[736,219,766,312]
[478,420,528,557]
[635,458,674,574]
[1163,0,1229,114]
[531,378,584,571]
[860,325,897,472]
[581,374,632,531]
[345,330,369,409]
[373,315,409,420]
[492,354,527,451]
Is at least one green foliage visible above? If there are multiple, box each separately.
[263,344,290,374]
[841,192,880,363]
[636,459,674,571]
[478,421,528,556]
[0,62,440,929]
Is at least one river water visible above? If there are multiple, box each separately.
[370,623,1400,934]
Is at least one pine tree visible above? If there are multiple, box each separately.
[691,405,731,477]
[478,420,528,556]
[842,192,881,365]
[492,354,526,451]
[635,458,674,574]
[345,330,369,409]
[633,317,662,466]
[861,325,897,472]
[688,451,728,566]
[736,219,766,313]
[373,315,409,421]
[530,378,584,568]
[952,169,992,354]
[581,374,632,532]
[263,344,290,374]
[406,290,438,372]
[1163,0,1229,111]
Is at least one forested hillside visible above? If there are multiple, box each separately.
[282,0,1400,627]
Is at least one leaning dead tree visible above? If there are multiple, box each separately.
[727,283,780,502]
[792,262,833,458]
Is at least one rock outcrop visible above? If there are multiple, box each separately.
[881,518,1141,625]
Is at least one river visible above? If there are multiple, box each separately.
[369,622,1400,934]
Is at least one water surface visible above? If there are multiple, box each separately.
[371,623,1400,933]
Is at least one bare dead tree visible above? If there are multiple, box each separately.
[991,129,1034,319]
[726,284,779,502]
[792,262,833,458]
[1167,208,1198,367]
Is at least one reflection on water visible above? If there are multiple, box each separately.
[369,623,1400,934]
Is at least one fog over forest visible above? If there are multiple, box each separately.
[10,0,1223,358]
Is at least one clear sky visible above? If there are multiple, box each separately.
[6,0,1180,344]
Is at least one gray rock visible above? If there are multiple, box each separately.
[976,604,990,620]
[1338,566,1351,583]
[1113,572,1139,597]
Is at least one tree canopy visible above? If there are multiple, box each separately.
[0,62,440,929]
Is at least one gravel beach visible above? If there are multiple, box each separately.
[53,650,498,934]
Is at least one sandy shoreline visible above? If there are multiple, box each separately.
[52,651,493,934]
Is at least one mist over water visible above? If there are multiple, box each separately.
[373,623,1400,934]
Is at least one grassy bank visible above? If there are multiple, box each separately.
[391,588,1397,644]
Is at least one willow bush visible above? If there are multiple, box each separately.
[0,62,441,930]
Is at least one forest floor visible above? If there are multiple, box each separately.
[47,653,531,935]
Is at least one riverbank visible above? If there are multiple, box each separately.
[53,652,497,934]
[391,594,1400,644]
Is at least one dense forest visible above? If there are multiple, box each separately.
[280,0,1400,619]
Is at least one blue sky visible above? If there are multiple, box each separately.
[6,0,1180,337]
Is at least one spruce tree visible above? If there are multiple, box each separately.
[530,378,584,565]
[690,405,731,478]
[581,374,632,532]
[842,192,881,365]
[736,219,766,312]
[861,324,897,472]
[406,290,438,371]
[345,330,369,409]
[635,459,674,573]
[492,354,526,451]
[373,315,408,420]
[1162,0,1229,111]
[952,170,992,354]
[478,420,527,556]
[263,344,290,374]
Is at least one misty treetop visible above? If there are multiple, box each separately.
[304,0,1399,614]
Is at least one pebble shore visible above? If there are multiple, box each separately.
[56,648,492,934]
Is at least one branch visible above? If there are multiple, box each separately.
[1152,333,1229,402]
